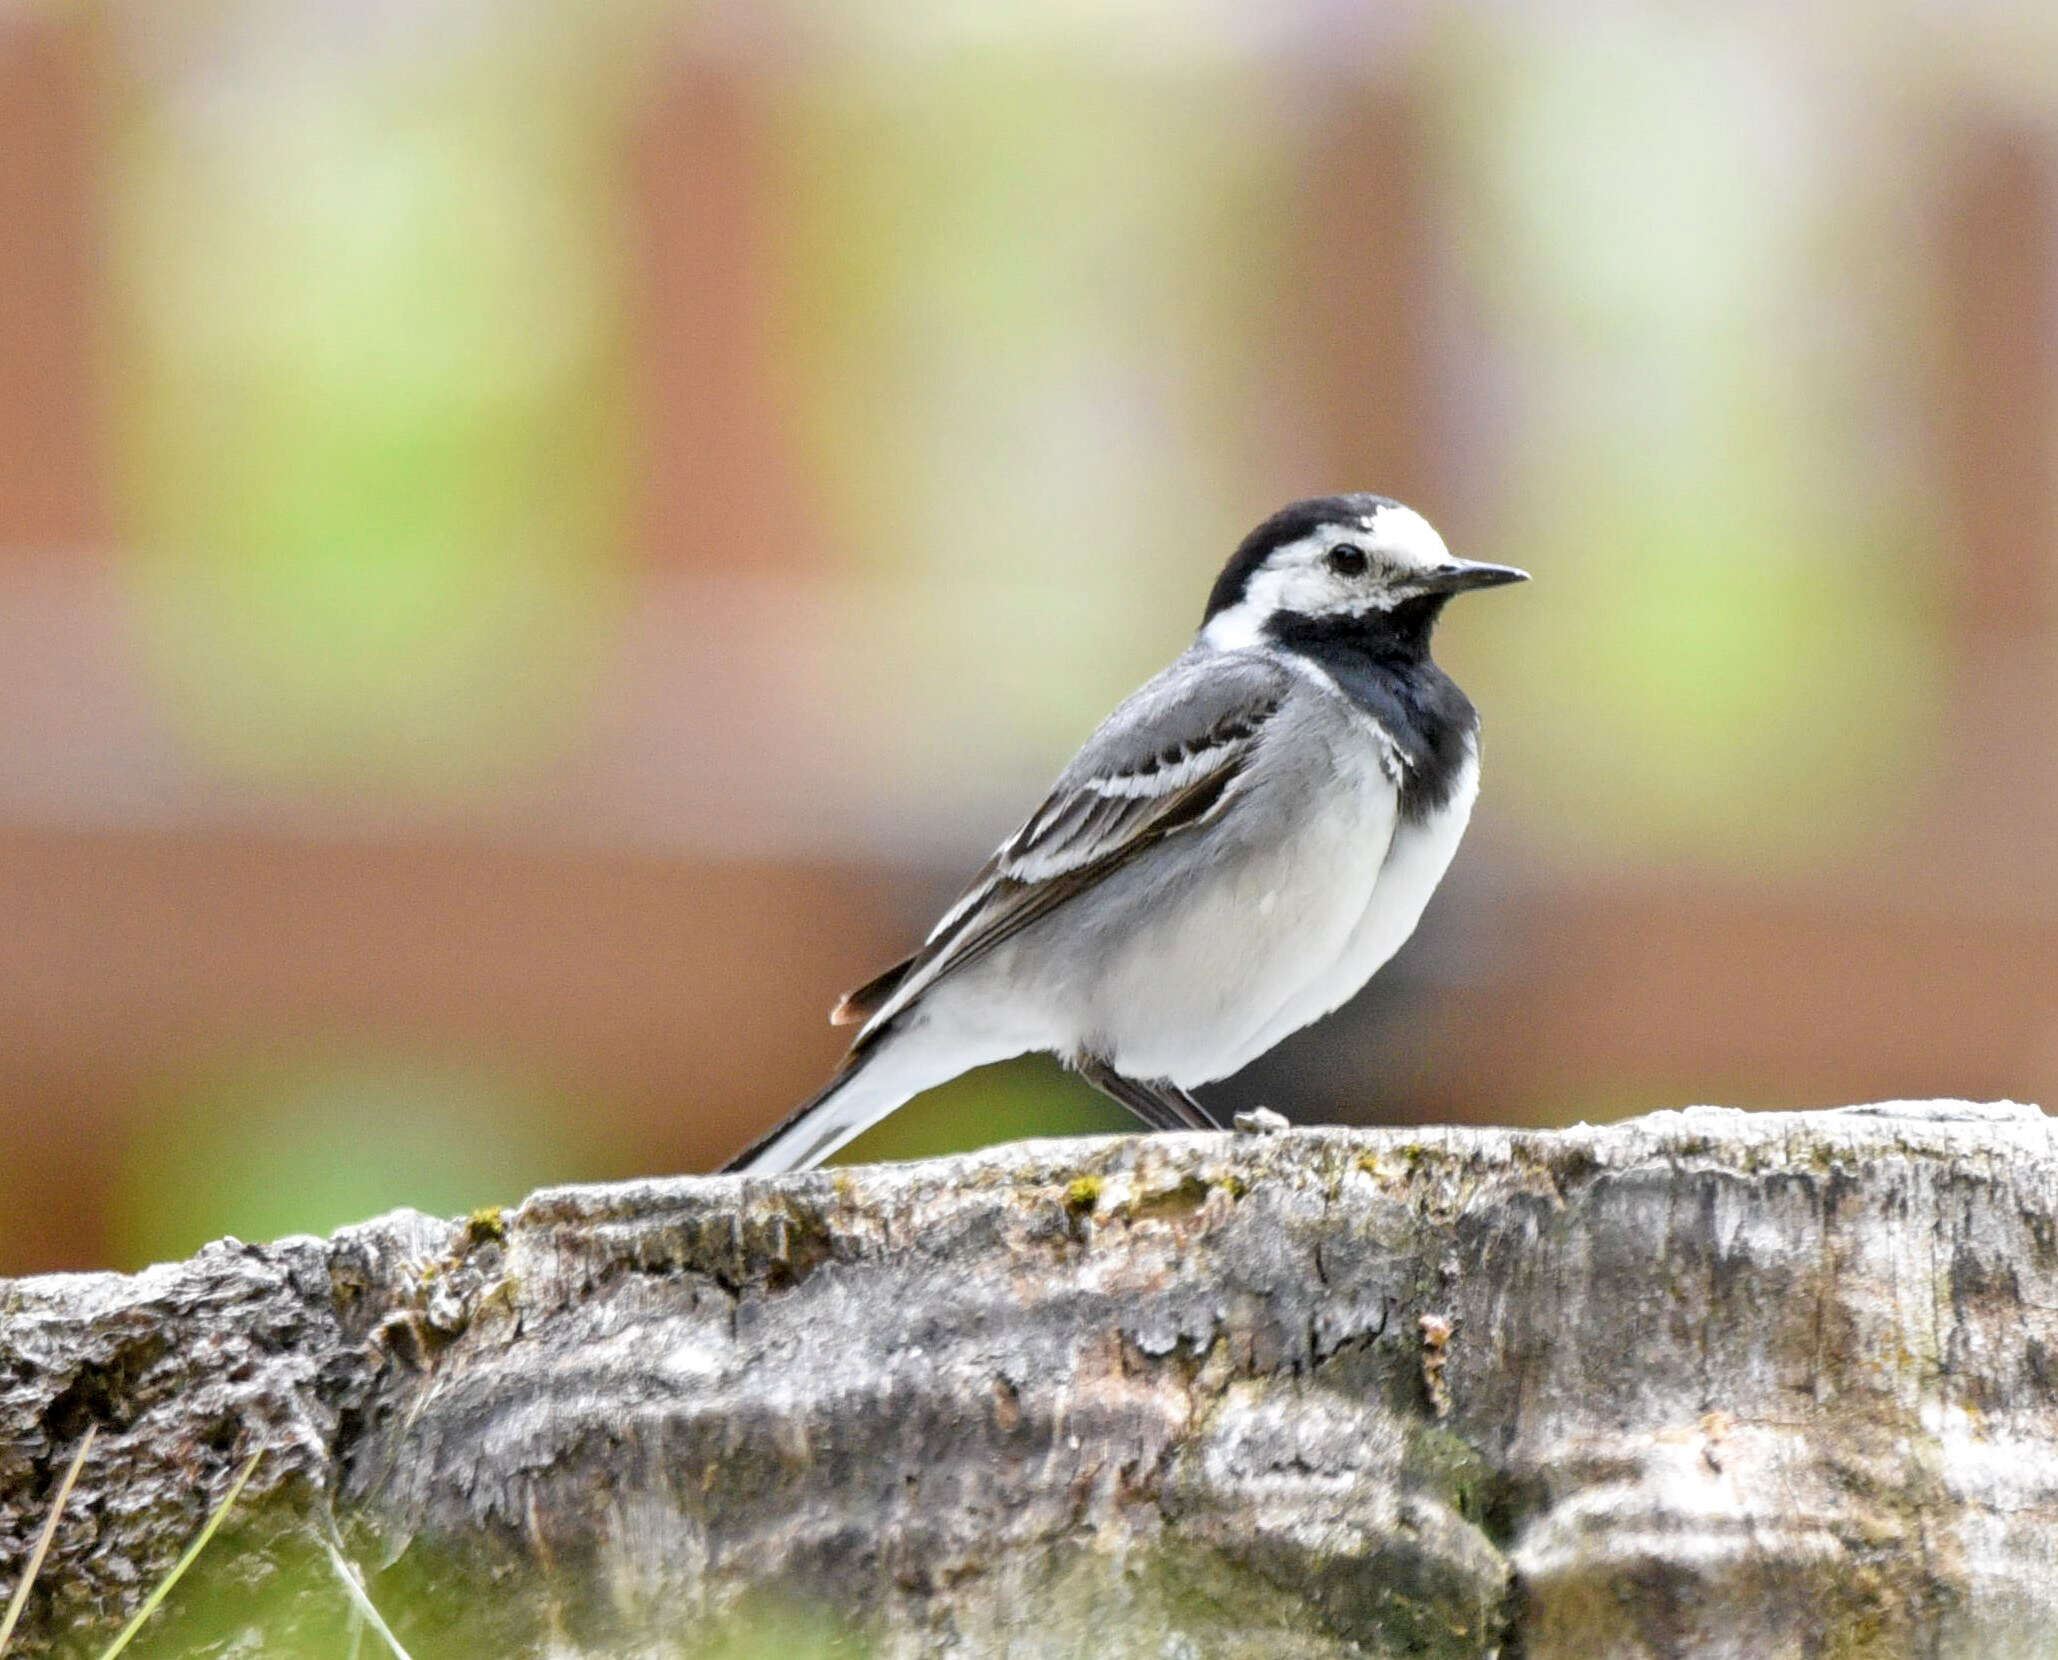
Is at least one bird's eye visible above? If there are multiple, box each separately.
[1326,544,1369,577]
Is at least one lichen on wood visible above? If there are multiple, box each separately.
[2,1100,2054,1657]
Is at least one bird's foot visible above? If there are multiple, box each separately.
[1232,1106,1290,1135]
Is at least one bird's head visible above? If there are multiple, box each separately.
[1200,495,1527,653]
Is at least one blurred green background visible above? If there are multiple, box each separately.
[2,0,2056,1275]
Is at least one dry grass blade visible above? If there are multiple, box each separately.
[322,1540,416,1660]
[0,1424,97,1656]
[95,1448,263,1660]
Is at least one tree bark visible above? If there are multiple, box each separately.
[3,1101,2055,1658]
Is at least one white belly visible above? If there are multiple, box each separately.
[1085,729,1414,1085]
[1213,741,1480,1075]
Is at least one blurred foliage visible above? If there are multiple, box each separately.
[838,1056,1132,1167]
[87,1521,872,1660]
[84,1511,1370,1658]
[108,1052,605,1270]
[770,60,1293,752]
[107,15,640,801]
[1430,9,1943,867]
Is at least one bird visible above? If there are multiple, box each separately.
[725,494,1527,1175]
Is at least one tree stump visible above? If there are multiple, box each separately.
[2,1101,2054,1657]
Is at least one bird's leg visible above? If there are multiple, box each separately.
[1072,1058,1181,1130]
[1152,1080,1222,1130]
[1074,1058,1220,1132]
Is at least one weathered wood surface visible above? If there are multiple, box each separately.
[3,1101,2056,1657]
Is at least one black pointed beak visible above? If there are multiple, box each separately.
[1424,560,1530,594]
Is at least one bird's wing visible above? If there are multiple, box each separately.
[841,651,1292,1041]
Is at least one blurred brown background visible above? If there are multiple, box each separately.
[2,2,2055,1274]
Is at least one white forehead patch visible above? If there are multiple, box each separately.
[1363,502,1451,575]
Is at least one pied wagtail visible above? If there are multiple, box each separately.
[726,495,1527,1174]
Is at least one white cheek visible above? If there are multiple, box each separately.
[1269,567,1334,616]
[1273,560,1394,618]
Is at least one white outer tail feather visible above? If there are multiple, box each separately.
[727,1026,1004,1175]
